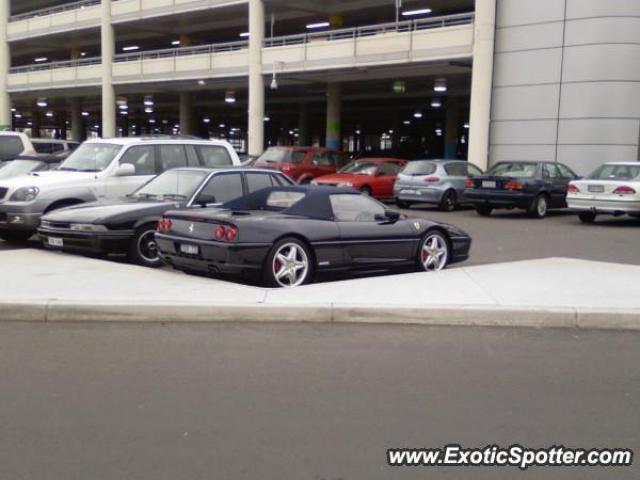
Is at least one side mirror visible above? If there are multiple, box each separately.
[195,194,217,207]
[114,163,135,177]
[386,210,401,221]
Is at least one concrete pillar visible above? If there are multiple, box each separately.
[71,98,83,141]
[101,0,116,138]
[325,83,341,150]
[298,103,309,146]
[248,0,265,156]
[179,91,193,135]
[0,0,11,130]
[467,0,496,170]
[444,97,460,159]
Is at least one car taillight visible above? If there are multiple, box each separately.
[567,184,580,193]
[613,185,636,195]
[464,179,475,188]
[214,224,238,242]
[280,164,292,172]
[505,181,523,191]
[214,225,226,241]
[424,176,440,183]
[157,218,172,233]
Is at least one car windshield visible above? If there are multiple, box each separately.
[587,164,640,181]
[132,170,208,201]
[0,160,48,179]
[487,162,538,178]
[339,161,378,175]
[402,161,436,176]
[58,143,122,172]
[258,148,305,164]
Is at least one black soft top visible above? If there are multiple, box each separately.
[222,185,359,220]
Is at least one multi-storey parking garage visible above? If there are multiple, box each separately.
[0,0,639,173]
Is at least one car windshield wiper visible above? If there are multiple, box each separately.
[133,193,160,200]
[161,194,187,201]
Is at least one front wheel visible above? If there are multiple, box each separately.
[578,211,597,224]
[528,194,549,218]
[128,226,162,268]
[439,190,457,212]
[417,231,449,272]
[263,238,313,288]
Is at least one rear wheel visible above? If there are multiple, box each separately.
[578,211,597,224]
[0,231,33,243]
[263,238,313,288]
[528,194,549,218]
[439,189,457,212]
[475,206,493,217]
[416,231,449,272]
[128,226,162,268]
[395,199,412,209]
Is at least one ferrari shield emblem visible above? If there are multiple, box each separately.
[413,221,421,231]
[189,224,195,233]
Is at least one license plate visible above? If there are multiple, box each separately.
[48,237,63,247]
[401,189,417,195]
[180,244,199,255]
[482,181,497,189]
[588,185,604,193]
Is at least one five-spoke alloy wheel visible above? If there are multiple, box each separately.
[265,238,313,288]
[418,231,449,272]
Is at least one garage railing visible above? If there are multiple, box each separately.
[9,12,474,74]
[9,0,100,22]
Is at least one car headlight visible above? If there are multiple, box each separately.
[10,186,40,202]
[338,182,353,188]
[69,224,108,232]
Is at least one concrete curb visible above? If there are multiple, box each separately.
[0,300,639,331]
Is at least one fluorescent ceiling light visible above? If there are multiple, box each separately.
[34,57,48,63]
[434,78,447,92]
[122,45,139,52]
[306,22,330,29]
[263,116,270,122]
[413,111,423,119]
[402,8,432,16]
[430,98,442,108]
[81,111,90,117]
[464,122,470,129]
[171,40,181,46]
[239,32,250,38]
[403,120,411,125]
[45,111,54,117]
[14,113,22,118]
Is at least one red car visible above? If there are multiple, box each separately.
[253,146,348,183]
[312,158,407,199]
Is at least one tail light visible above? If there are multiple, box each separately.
[157,218,172,233]
[504,181,523,191]
[424,176,440,183]
[464,179,475,188]
[613,185,636,195]
[567,184,580,193]
[214,224,238,242]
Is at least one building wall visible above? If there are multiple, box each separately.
[490,0,640,175]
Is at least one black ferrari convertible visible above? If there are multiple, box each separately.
[156,186,471,287]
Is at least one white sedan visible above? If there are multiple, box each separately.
[567,162,640,223]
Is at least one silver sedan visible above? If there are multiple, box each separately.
[394,159,483,211]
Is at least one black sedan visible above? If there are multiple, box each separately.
[38,168,294,267]
[464,161,579,218]
[155,185,471,287]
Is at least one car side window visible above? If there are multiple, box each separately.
[544,164,562,179]
[330,194,386,222]
[378,163,400,175]
[313,152,333,166]
[195,173,244,205]
[467,163,483,177]
[185,145,201,167]
[119,146,156,176]
[246,172,274,193]
[271,173,294,186]
[196,145,233,167]
[557,164,577,179]
[159,145,188,171]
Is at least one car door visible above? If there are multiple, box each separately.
[543,163,569,208]
[374,162,401,198]
[102,145,157,199]
[329,193,414,266]
[311,151,336,179]
[556,163,579,207]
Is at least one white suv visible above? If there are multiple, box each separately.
[0,131,37,162]
[0,136,241,242]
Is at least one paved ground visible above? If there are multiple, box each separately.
[2,207,638,268]
[0,322,637,480]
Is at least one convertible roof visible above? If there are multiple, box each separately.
[223,185,358,220]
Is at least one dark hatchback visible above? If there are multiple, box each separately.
[38,168,294,267]
[464,161,579,218]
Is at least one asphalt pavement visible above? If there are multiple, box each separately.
[0,322,637,480]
